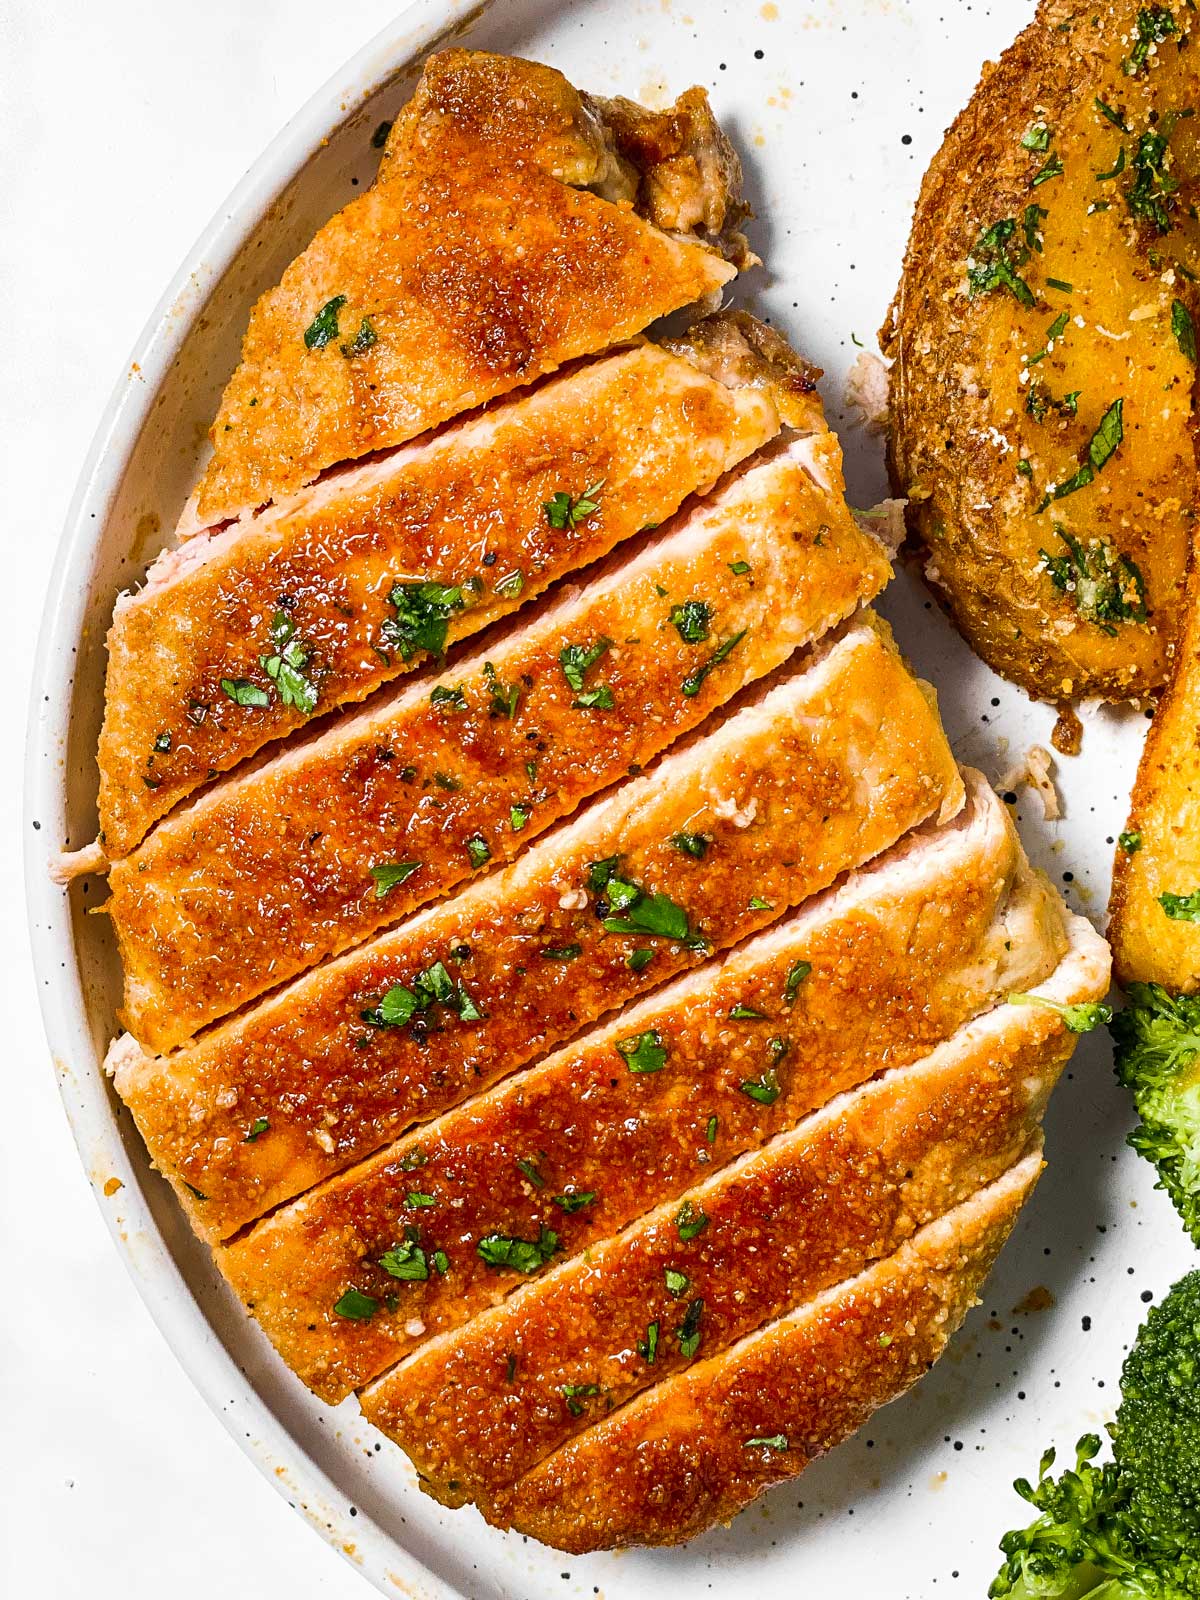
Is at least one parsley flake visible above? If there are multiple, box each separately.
[544,481,605,530]
[671,831,710,860]
[244,1117,269,1143]
[477,1227,559,1273]
[1041,529,1146,634]
[220,677,270,709]
[967,218,1035,307]
[616,1029,668,1074]
[333,1287,378,1320]
[664,1267,691,1297]
[370,860,421,898]
[675,1200,709,1241]
[1160,889,1200,923]
[552,1190,596,1213]
[304,295,346,350]
[670,600,712,644]
[378,1240,430,1281]
[681,629,747,698]
[381,581,468,663]
[678,1297,704,1358]
[637,1321,660,1364]
[740,1067,782,1105]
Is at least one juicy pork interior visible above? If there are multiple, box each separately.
[75,47,1112,1554]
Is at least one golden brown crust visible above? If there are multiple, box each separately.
[109,433,891,1052]
[217,772,1066,1402]
[496,1152,1041,1551]
[194,53,743,524]
[110,616,963,1238]
[98,329,783,856]
[884,0,1199,702]
[358,923,1102,1519]
[1110,524,1200,987]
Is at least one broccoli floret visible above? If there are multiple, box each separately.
[1110,984,1200,1246]
[990,1272,1200,1599]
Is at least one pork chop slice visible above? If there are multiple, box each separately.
[218,769,1067,1402]
[357,912,1108,1516]
[497,1148,1044,1551]
[193,51,749,527]
[94,313,811,857]
[108,427,889,1053]
[108,613,963,1237]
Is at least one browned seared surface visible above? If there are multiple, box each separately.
[99,319,795,855]
[218,770,1066,1401]
[496,1151,1042,1550]
[194,52,746,524]
[110,430,888,1053]
[109,614,963,1237]
[357,918,1105,1513]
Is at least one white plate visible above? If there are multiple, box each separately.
[24,1,1198,1595]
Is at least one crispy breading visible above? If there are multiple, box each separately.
[219,772,1068,1404]
[108,615,963,1237]
[98,319,795,856]
[884,0,1200,702]
[194,53,746,524]
[108,428,889,1052]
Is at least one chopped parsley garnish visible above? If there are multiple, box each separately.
[1023,202,1048,254]
[573,686,615,710]
[430,684,466,712]
[1119,830,1144,854]
[431,1250,449,1275]
[681,629,747,698]
[1007,992,1114,1033]
[304,295,346,349]
[544,481,604,530]
[1032,152,1064,186]
[153,731,171,753]
[1124,6,1176,76]
[587,856,620,893]
[483,662,521,719]
[637,1321,660,1363]
[670,600,712,643]
[399,1149,427,1171]
[706,1114,718,1144]
[768,1035,790,1065]
[378,1240,431,1281]
[1160,889,1200,922]
[627,947,656,972]
[381,581,467,663]
[616,1029,668,1074]
[1021,123,1051,152]
[601,876,706,949]
[966,217,1035,307]
[541,943,582,961]
[369,860,422,898]
[406,1192,436,1208]
[740,1067,782,1105]
[728,559,752,576]
[493,569,524,599]
[1045,278,1073,294]
[341,317,377,358]
[477,1227,559,1273]
[244,1117,269,1143]
[678,1297,704,1358]
[675,1200,709,1241]
[560,636,612,693]
[465,835,491,869]
[516,1157,545,1188]
[1095,145,1127,181]
[552,1190,596,1213]
[1173,299,1197,363]
[1095,97,1130,132]
[1026,382,1081,422]
[259,610,318,713]
[1039,399,1124,505]
[510,804,531,833]
[784,959,812,1005]
[1041,529,1147,634]
[729,1002,767,1020]
[333,1287,378,1320]
[361,960,483,1030]
[561,1382,600,1416]
[220,677,270,709]
[1128,127,1179,233]
[748,895,772,910]
[664,1267,690,1297]
[744,1433,789,1451]
[671,831,710,859]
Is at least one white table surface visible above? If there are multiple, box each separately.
[2,4,393,1594]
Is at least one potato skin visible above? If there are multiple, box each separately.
[883,0,1199,703]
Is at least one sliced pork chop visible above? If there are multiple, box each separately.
[497,1149,1044,1551]
[218,770,1066,1402]
[193,51,748,526]
[108,429,889,1053]
[95,314,811,858]
[357,912,1107,1515]
[108,613,963,1235]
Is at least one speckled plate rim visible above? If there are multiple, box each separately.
[23,4,491,1594]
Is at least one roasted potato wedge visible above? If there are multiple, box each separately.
[884,0,1200,702]
[1110,525,1200,990]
